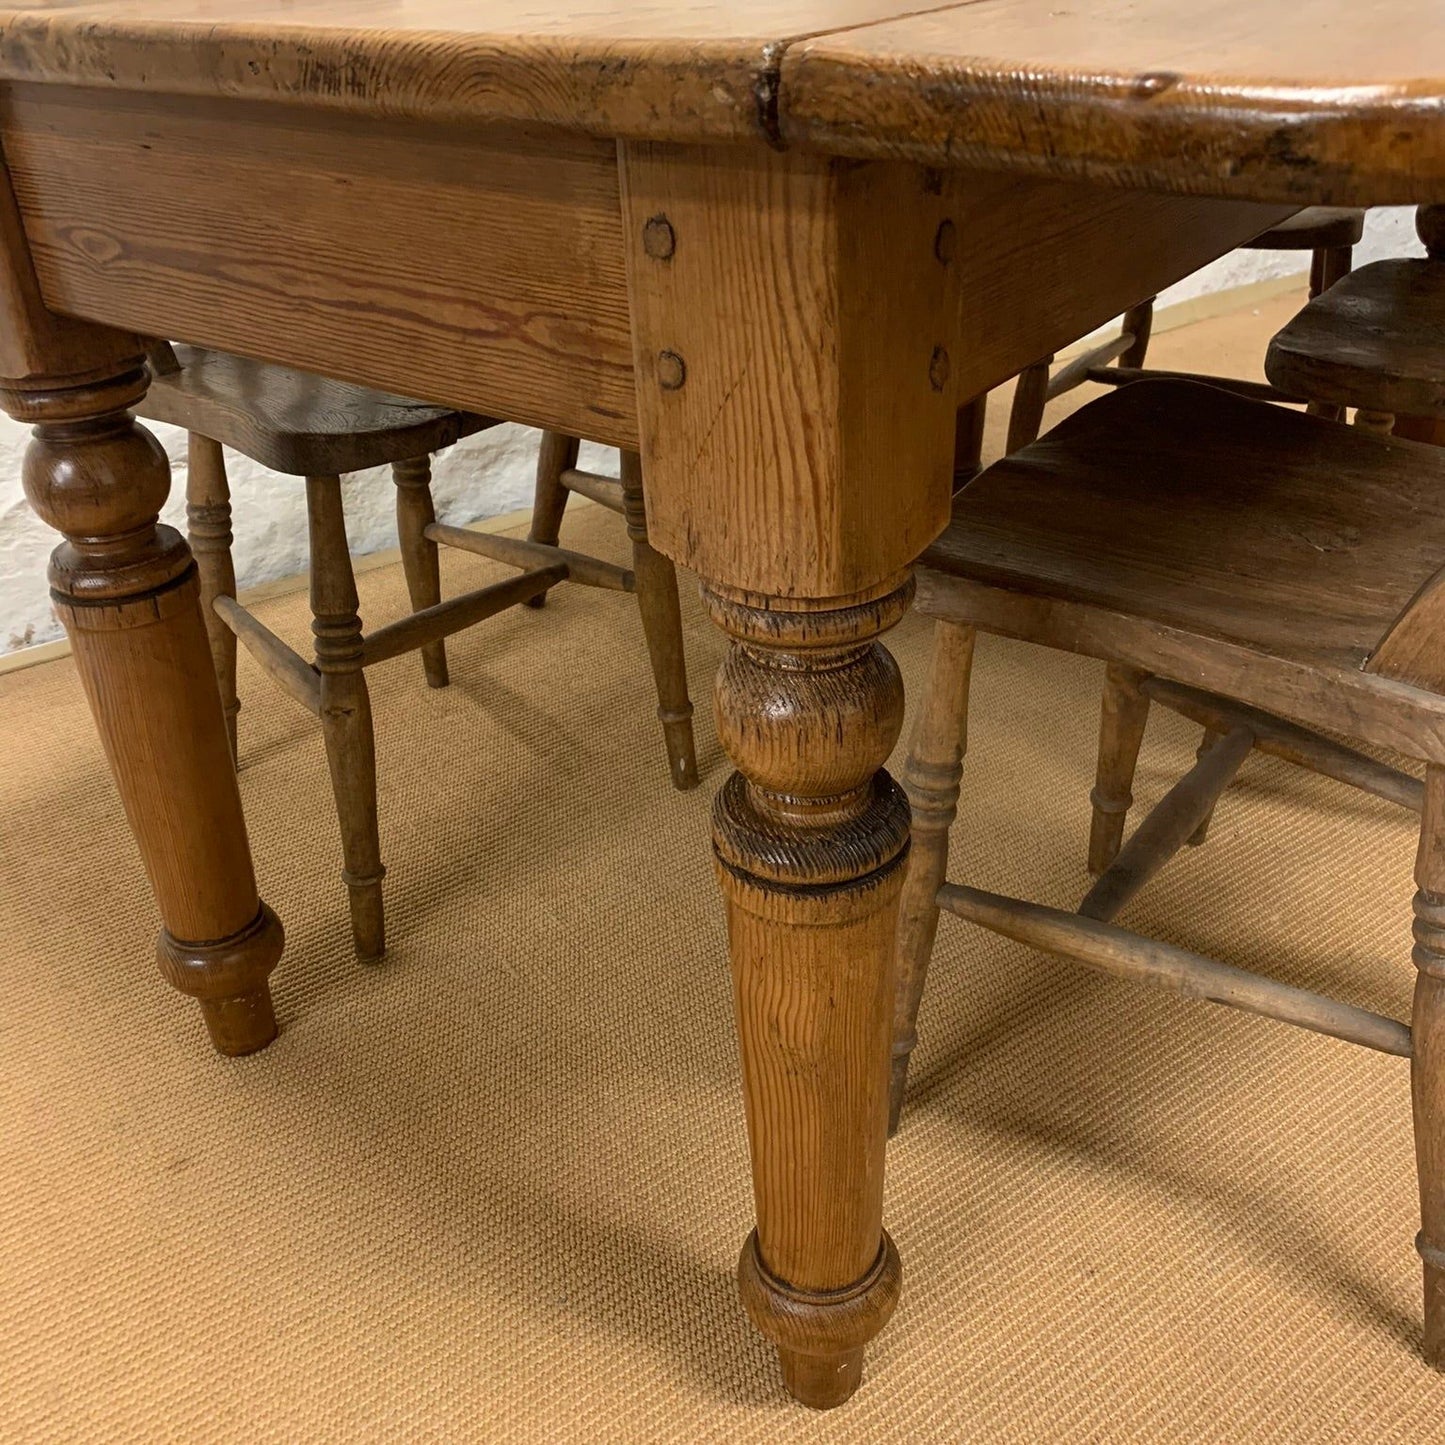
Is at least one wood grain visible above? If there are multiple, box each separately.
[0,0,945,146]
[140,344,490,476]
[1266,260,1445,420]
[5,359,283,1054]
[782,0,1445,204]
[2,86,639,445]
[621,142,960,598]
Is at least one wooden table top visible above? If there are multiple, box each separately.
[0,0,1442,199]
[784,0,1445,203]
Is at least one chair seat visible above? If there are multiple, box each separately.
[140,344,494,475]
[1242,207,1366,252]
[1265,260,1445,419]
[921,381,1445,678]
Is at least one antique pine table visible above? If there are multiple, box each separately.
[1,0,1443,1409]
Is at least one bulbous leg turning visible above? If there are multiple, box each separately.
[706,577,911,1408]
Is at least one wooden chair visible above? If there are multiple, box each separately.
[1267,206,1445,438]
[889,378,1445,1366]
[140,344,697,963]
[1006,207,1367,449]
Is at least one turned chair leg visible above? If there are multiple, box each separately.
[1310,244,1354,299]
[953,393,988,491]
[1354,409,1397,435]
[1306,246,1354,420]
[307,474,386,963]
[620,450,698,790]
[393,453,448,688]
[1006,357,1052,453]
[524,430,579,609]
[1088,663,1151,875]
[1187,726,1227,846]
[186,432,241,765]
[1119,298,1155,370]
[1413,764,1445,1366]
[890,620,976,1135]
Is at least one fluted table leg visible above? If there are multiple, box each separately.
[4,359,283,1054]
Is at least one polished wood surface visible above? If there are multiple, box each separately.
[1268,262,1445,420]
[924,383,1445,682]
[0,0,931,144]
[1244,207,1367,251]
[142,344,489,475]
[896,378,1445,1366]
[783,0,1445,202]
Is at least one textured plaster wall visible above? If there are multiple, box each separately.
[0,208,1424,656]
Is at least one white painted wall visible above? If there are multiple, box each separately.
[0,207,1425,656]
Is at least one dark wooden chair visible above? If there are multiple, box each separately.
[889,378,1445,1367]
[140,344,697,963]
[1003,207,1367,451]
[1267,206,1445,438]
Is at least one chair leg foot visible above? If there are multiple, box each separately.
[343,869,387,964]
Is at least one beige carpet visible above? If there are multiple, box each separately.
[2,290,1443,1442]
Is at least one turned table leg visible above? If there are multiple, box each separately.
[5,360,283,1054]
[706,577,910,1409]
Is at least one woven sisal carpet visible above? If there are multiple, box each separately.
[2,293,1443,1441]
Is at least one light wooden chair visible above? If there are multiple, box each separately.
[140,344,697,963]
[889,378,1445,1366]
[1267,205,1445,439]
[1006,207,1367,448]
